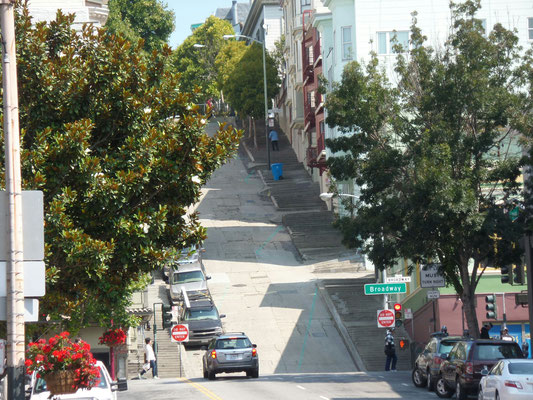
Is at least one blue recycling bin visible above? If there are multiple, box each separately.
[271,163,283,180]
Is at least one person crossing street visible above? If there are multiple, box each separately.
[384,328,397,372]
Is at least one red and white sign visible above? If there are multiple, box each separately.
[170,324,189,343]
[377,309,395,328]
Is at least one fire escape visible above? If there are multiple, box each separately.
[302,10,327,175]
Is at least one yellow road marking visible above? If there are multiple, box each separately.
[179,377,224,400]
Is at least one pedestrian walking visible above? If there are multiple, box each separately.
[269,129,279,151]
[384,328,397,372]
[139,338,159,379]
[480,323,492,339]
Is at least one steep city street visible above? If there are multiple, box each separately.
[118,149,429,399]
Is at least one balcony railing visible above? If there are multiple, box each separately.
[306,146,327,175]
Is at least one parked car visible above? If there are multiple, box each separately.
[163,245,205,283]
[478,359,533,400]
[435,339,524,399]
[179,291,224,346]
[27,360,125,400]
[169,263,210,302]
[202,332,259,380]
[412,334,463,390]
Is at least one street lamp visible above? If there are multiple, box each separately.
[193,43,206,48]
[319,192,359,202]
[223,33,270,168]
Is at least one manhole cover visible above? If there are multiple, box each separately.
[232,284,246,287]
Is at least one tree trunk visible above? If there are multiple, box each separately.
[459,260,480,338]
[248,116,252,139]
[253,118,257,149]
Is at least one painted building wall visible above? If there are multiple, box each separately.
[27,0,108,26]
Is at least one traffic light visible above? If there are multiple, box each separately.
[393,303,403,327]
[485,294,497,319]
[500,265,510,284]
[161,304,172,329]
[513,264,525,285]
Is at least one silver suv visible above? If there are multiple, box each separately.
[202,333,259,380]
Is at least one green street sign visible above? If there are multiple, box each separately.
[509,206,519,222]
[364,283,407,295]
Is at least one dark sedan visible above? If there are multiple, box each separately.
[412,334,463,391]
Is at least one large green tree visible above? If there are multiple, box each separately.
[325,0,533,336]
[106,0,175,52]
[5,6,241,331]
[171,16,234,101]
[221,42,280,119]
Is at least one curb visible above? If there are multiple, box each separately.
[241,140,255,164]
[317,281,367,372]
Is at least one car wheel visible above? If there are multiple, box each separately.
[455,379,467,400]
[203,366,208,379]
[412,367,427,387]
[436,376,453,398]
[246,370,252,377]
[208,370,216,380]
[427,370,435,391]
[251,367,259,378]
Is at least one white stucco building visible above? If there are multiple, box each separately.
[27,0,109,27]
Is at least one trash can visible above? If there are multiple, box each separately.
[271,163,283,180]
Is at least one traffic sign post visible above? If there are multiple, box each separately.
[364,283,407,295]
[385,275,411,283]
[377,309,395,328]
[170,324,189,343]
[420,264,446,288]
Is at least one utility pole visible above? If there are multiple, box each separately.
[0,1,25,398]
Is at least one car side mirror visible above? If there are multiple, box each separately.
[111,381,118,392]
[441,353,449,360]
[206,275,211,280]
[252,344,257,348]
[219,314,226,318]
[480,367,489,376]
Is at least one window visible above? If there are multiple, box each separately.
[301,0,311,6]
[377,31,409,54]
[529,18,533,40]
[341,26,353,60]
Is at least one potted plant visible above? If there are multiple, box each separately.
[25,332,100,395]
[98,327,126,347]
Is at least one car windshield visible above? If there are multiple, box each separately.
[508,362,533,374]
[216,338,252,349]
[474,343,523,360]
[34,368,107,394]
[439,340,459,354]
[172,270,204,284]
[184,308,219,320]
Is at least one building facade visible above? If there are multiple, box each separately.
[27,0,109,27]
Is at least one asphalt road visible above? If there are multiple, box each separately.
[119,371,439,400]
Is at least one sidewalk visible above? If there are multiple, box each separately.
[239,119,411,371]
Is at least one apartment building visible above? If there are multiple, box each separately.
[27,0,109,27]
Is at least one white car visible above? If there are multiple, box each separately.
[478,358,533,400]
[28,360,123,400]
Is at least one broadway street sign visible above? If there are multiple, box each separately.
[364,283,407,295]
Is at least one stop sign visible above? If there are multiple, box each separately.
[170,324,189,343]
[377,309,395,328]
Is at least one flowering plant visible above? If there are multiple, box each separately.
[25,332,100,390]
[98,327,126,347]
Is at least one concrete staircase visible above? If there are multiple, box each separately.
[127,274,183,379]
[323,278,412,371]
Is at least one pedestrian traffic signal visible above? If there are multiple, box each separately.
[500,265,510,284]
[399,339,409,350]
[161,304,173,329]
[485,294,497,319]
[513,264,525,285]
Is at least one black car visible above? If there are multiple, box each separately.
[179,292,225,347]
[435,338,524,399]
[412,334,463,391]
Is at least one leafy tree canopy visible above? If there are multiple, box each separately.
[171,16,234,101]
[325,0,533,336]
[221,42,280,118]
[106,0,175,52]
[5,6,241,332]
